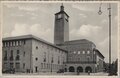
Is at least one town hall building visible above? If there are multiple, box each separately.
[2,4,105,74]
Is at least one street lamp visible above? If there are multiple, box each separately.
[98,3,112,76]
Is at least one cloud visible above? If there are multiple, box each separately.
[79,13,87,18]
[72,4,94,11]
[98,35,118,63]
[4,3,38,11]
[11,23,53,43]
[101,19,107,24]
[70,24,101,38]
[18,6,38,11]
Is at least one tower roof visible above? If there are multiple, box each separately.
[60,3,64,11]
[55,4,69,17]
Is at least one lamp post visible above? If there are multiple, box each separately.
[98,3,111,75]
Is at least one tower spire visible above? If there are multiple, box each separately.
[60,3,64,11]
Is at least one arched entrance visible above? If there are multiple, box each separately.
[69,66,75,72]
[77,66,83,72]
[85,66,92,73]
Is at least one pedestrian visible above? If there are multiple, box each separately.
[88,70,90,75]
[77,70,79,75]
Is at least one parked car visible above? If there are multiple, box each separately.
[2,68,15,74]
[57,69,64,73]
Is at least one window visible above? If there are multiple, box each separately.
[16,55,20,60]
[35,57,38,61]
[19,41,22,45]
[36,46,38,49]
[17,50,19,54]
[4,63,7,69]
[23,63,25,69]
[78,51,80,54]
[4,42,6,47]
[87,50,90,54]
[51,54,54,63]
[83,51,85,54]
[73,51,76,54]
[7,42,9,47]
[23,40,26,45]
[10,63,14,69]
[16,63,20,69]
[23,51,25,57]
[10,42,12,46]
[13,41,15,46]
[58,56,60,64]
[4,51,7,61]
[41,63,43,69]
[16,41,18,46]
[43,52,46,62]
[58,14,62,19]
[10,50,13,61]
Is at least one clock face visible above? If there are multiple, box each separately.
[58,14,62,19]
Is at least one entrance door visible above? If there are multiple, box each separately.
[35,66,38,72]
[85,66,92,73]
[69,66,75,72]
[77,66,83,72]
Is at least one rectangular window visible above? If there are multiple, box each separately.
[17,50,19,54]
[23,51,25,57]
[23,40,26,45]
[4,42,6,47]
[4,51,7,61]
[13,41,15,46]
[16,41,18,46]
[16,63,20,69]
[4,63,7,69]
[41,63,43,69]
[23,63,25,69]
[7,42,9,47]
[10,63,13,68]
[19,41,22,45]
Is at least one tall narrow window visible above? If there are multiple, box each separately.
[23,40,26,45]
[19,41,22,45]
[10,50,13,61]
[4,51,7,61]
[58,56,60,64]
[4,42,6,47]
[23,63,25,69]
[16,63,20,69]
[43,52,46,62]
[13,41,15,46]
[16,41,18,46]
[23,51,25,57]
[17,50,19,54]
[16,50,20,60]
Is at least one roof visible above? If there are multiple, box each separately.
[2,35,68,53]
[94,49,105,58]
[59,39,96,47]
[55,11,69,17]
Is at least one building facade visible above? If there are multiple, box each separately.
[2,35,67,73]
[54,4,105,73]
[2,4,105,74]
[58,39,104,73]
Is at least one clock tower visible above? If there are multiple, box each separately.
[54,4,69,45]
